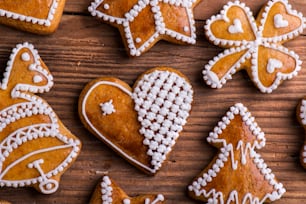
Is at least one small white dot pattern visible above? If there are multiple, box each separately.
[132,70,193,171]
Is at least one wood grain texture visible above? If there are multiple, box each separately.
[0,0,306,203]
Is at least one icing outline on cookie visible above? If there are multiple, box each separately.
[188,103,286,203]
[88,0,197,56]
[0,42,81,194]
[100,176,113,204]
[0,0,59,27]
[203,0,304,93]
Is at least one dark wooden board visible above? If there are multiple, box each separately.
[0,0,306,203]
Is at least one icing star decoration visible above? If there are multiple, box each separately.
[88,0,201,56]
[202,0,305,93]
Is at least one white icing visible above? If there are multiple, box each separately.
[101,176,113,204]
[21,52,30,61]
[103,3,110,10]
[88,0,198,56]
[0,42,81,194]
[228,18,244,34]
[123,199,130,204]
[33,75,43,84]
[274,14,289,28]
[299,100,306,125]
[100,100,116,116]
[267,58,283,73]
[203,0,304,93]
[136,37,142,43]
[132,70,193,172]
[188,103,286,203]
[0,0,59,27]
[81,70,193,174]
[145,194,164,204]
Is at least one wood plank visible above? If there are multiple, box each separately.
[0,0,306,203]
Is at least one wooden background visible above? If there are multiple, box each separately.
[0,0,306,203]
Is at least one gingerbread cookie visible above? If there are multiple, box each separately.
[79,67,193,174]
[0,42,81,194]
[296,98,306,169]
[88,0,201,57]
[90,175,165,204]
[0,0,66,34]
[188,103,286,203]
[203,0,304,93]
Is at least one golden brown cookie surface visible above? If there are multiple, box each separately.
[88,0,201,56]
[203,0,304,93]
[0,0,66,34]
[0,42,81,194]
[90,175,164,204]
[188,103,286,203]
[79,67,193,175]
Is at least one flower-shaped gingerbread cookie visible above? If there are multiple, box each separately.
[79,67,193,174]
[88,0,201,56]
[90,176,165,204]
[0,42,81,194]
[0,0,66,34]
[203,0,305,93]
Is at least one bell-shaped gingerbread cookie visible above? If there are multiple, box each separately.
[0,42,81,194]
[90,175,164,204]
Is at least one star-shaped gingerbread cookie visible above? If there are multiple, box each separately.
[88,0,201,56]
[90,175,165,204]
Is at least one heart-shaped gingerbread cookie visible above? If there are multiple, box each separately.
[79,67,193,175]
[0,0,66,34]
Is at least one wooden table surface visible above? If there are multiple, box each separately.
[0,0,306,203]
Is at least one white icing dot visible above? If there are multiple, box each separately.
[33,75,43,84]
[21,52,31,61]
[104,3,110,10]
[183,26,190,32]
[135,37,142,43]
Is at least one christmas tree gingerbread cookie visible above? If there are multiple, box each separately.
[0,42,81,194]
[296,98,306,169]
[0,0,67,34]
[188,103,286,203]
[90,175,165,204]
[88,0,201,57]
[79,67,193,175]
[203,0,304,93]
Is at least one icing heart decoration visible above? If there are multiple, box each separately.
[203,0,304,93]
[89,175,165,204]
[79,67,193,174]
[267,58,283,73]
[274,14,289,28]
[0,0,66,34]
[228,19,244,34]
